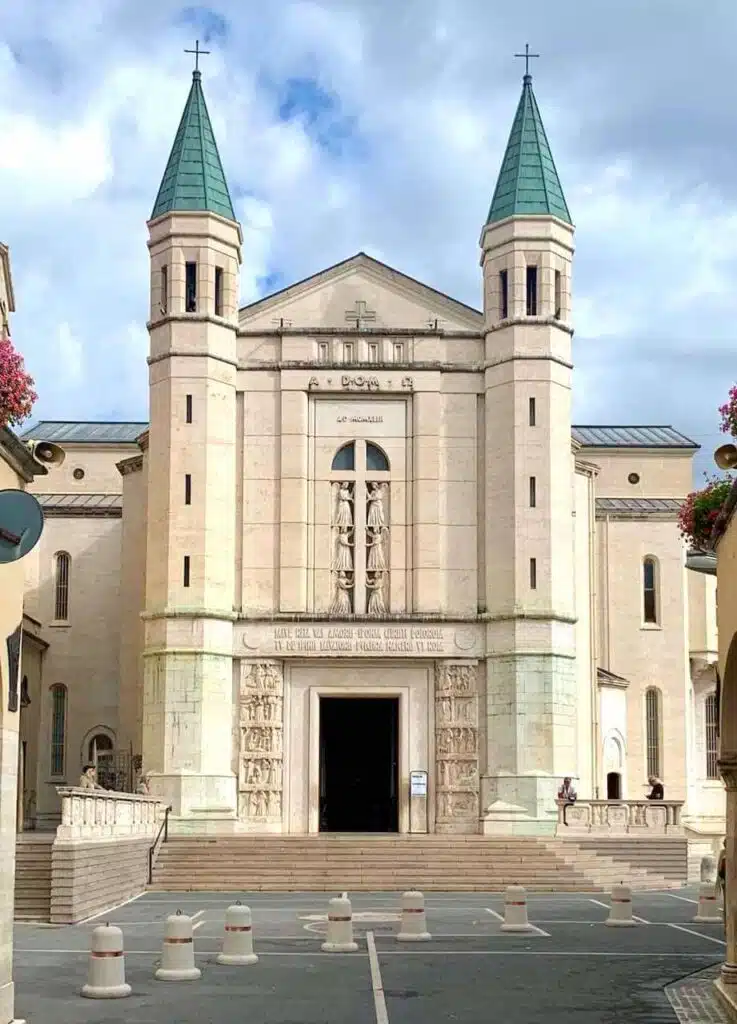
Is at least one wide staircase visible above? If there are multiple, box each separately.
[149,834,687,892]
[14,834,53,921]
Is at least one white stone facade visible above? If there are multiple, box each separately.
[14,75,724,846]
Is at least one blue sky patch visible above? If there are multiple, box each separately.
[176,6,230,44]
[257,271,285,296]
[274,76,366,161]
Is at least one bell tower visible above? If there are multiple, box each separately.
[480,64,577,832]
[142,62,242,821]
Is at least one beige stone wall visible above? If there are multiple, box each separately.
[584,450,695,498]
[574,465,596,798]
[50,836,150,924]
[118,456,147,763]
[25,445,128,495]
[26,513,123,823]
[689,570,718,660]
[596,514,690,799]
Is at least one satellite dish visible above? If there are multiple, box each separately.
[0,489,44,564]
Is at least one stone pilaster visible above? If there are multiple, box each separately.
[238,662,284,831]
[719,755,737,986]
[434,661,479,833]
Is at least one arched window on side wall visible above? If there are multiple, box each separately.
[331,442,355,472]
[645,686,662,779]
[54,551,71,621]
[643,556,658,625]
[50,684,67,777]
[705,692,719,780]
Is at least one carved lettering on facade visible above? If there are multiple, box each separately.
[434,663,479,832]
[239,662,284,823]
[341,375,381,391]
[269,625,447,655]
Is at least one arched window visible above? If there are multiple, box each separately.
[331,442,355,471]
[643,557,658,624]
[329,439,392,617]
[645,687,661,778]
[366,442,390,472]
[54,551,71,621]
[50,684,67,777]
[705,692,719,779]
[88,733,114,765]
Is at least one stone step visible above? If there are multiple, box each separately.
[151,834,688,892]
[14,837,52,922]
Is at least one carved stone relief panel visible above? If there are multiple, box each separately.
[434,662,479,832]
[238,661,284,823]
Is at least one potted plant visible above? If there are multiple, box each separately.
[0,336,36,429]
[679,476,733,553]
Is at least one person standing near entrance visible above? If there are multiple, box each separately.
[557,777,577,825]
[718,838,727,932]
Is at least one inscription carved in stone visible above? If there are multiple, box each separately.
[239,662,284,822]
[435,662,479,831]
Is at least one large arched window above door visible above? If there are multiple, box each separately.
[328,439,391,618]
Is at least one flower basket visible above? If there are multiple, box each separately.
[0,336,36,428]
[720,384,737,438]
[678,477,733,551]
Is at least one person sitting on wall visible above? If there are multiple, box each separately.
[646,776,664,800]
[78,764,104,790]
[136,772,151,795]
[557,777,577,825]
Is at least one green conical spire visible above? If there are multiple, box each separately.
[486,74,571,225]
[151,70,236,222]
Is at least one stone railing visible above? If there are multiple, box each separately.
[556,799,684,836]
[55,787,165,841]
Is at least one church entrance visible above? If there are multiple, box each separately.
[319,696,399,832]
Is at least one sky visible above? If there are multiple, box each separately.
[1,0,736,478]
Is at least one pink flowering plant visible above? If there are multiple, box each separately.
[720,384,737,438]
[678,475,733,551]
[0,336,36,428]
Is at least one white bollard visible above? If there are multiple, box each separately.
[216,903,258,966]
[397,890,431,942]
[81,923,132,999]
[500,885,535,933]
[605,883,637,927]
[321,894,358,952]
[701,856,717,884]
[694,881,722,923]
[155,910,201,981]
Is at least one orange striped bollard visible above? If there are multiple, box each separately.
[155,910,201,981]
[217,902,258,965]
[81,923,132,998]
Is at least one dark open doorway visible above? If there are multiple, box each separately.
[319,696,399,832]
[606,772,622,800]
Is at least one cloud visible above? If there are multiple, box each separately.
[0,0,734,477]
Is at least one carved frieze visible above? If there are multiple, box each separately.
[434,662,479,830]
[238,661,284,822]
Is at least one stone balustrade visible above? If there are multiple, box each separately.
[556,799,684,836]
[55,787,165,841]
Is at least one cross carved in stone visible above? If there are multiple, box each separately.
[344,299,376,329]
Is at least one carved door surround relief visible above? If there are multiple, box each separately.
[434,661,480,834]
[238,661,284,826]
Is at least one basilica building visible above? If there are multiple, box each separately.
[16,67,722,850]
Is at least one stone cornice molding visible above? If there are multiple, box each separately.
[116,454,143,477]
[718,755,737,791]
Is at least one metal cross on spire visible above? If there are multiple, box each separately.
[514,43,540,78]
[184,39,211,73]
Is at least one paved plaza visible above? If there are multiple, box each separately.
[12,887,731,1023]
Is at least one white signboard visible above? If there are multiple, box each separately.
[410,771,428,797]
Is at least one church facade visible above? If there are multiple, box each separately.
[17,69,722,843]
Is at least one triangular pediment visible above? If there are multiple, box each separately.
[238,253,483,332]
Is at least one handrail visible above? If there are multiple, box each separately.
[148,805,172,884]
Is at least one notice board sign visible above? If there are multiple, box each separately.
[410,770,428,797]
